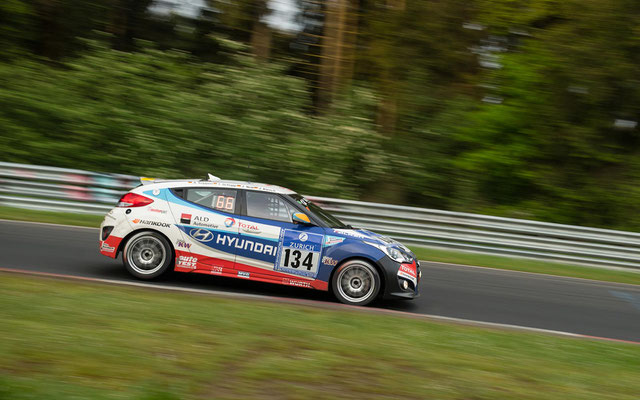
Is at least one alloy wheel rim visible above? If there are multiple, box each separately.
[337,264,375,303]
[127,236,166,275]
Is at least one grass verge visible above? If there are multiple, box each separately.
[1,204,639,286]
[411,247,640,286]
[0,205,102,228]
[0,273,639,400]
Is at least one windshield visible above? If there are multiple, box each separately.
[288,194,348,229]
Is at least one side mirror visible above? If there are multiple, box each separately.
[292,212,312,225]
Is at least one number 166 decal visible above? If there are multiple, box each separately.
[275,230,323,278]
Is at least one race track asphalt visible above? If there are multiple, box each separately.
[1,219,639,342]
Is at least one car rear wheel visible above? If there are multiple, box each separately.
[123,231,172,280]
[331,260,381,306]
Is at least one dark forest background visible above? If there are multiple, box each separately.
[1,0,639,230]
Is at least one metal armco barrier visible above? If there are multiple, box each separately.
[2,161,640,270]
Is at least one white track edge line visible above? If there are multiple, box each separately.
[2,267,638,345]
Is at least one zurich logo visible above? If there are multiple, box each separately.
[298,233,308,242]
[189,228,214,242]
[225,217,235,228]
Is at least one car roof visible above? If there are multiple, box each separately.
[139,177,297,195]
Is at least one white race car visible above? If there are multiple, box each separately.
[99,176,420,305]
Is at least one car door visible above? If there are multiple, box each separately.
[236,190,325,285]
[167,186,240,275]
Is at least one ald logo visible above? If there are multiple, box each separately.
[189,228,214,242]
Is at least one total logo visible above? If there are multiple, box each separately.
[189,228,214,243]
[238,221,261,234]
[298,233,308,242]
[225,217,235,228]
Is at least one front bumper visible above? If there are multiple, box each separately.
[378,256,420,300]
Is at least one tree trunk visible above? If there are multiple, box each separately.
[251,20,271,61]
[317,0,349,111]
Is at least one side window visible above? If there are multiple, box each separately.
[186,188,237,213]
[246,192,293,223]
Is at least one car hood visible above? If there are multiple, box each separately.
[331,228,412,253]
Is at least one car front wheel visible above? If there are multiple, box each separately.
[331,260,381,306]
[122,231,173,280]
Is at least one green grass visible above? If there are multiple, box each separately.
[1,204,639,286]
[0,205,102,228]
[0,273,638,400]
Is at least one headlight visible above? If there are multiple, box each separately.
[365,242,411,263]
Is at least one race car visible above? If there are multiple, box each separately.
[99,176,420,305]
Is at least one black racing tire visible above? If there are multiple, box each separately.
[122,231,173,280]
[331,259,381,306]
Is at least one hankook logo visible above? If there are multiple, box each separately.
[189,228,214,242]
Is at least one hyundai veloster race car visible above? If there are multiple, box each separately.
[99,176,420,305]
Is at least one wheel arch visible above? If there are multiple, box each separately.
[328,255,386,298]
[117,228,175,263]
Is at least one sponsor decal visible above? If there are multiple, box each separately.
[283,278,312,288]
[275,230,324,278]
[225,217,235,228]
[211,266,223,275]
[176,240,191,249]
[132,219,171,228]
[398,261,418,286]
[321,256,338,266]
[215,235,277,256]
[149,208,167,214]
[238,221,260,234]
[192,215,218,229]
[333,229,369,239]
[180,213,191,224]
[324,236,345,247]
[189,228,214,243]
[238,271,250,279]
[177,256,197,269]
[399,264,417,278]
[152,189,161,196]
[100,242,115,253]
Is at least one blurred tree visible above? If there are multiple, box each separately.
[452,0,640,227]
[0,38,386,199]
[0,0,36,60]
[207,0,272,60]
[107,0,154,51]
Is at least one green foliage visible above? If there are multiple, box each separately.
[0,0,35,60]
[0,39,386,199]
[2,0,640,230]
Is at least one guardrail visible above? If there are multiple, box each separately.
[2,161,640,270]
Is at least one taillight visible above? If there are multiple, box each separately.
[117,193,153,207]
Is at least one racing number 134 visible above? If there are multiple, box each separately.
[282,249,314,270]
